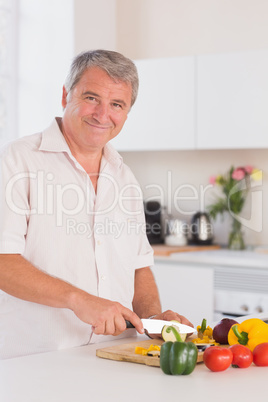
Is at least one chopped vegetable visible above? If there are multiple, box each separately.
[161,325,186,342]
[197,318,213,339]
[160,341,198,375]
[191,318,218,345]
[228,318,268,351]
[135,344,161,356]
[135,346,149,355]
[147,350,160,357]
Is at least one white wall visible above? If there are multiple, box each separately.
[74,0,268,246]
[117,0,268,59]
[74,0,117,53]
[18,0,74,138]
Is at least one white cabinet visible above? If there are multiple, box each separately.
[111,56,195,151]
[112,49,268,151]
[151,260,214,326]
[197,49,268,149]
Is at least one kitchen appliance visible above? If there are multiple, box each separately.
[170,250,268,321]
[190,211,213,245]
[144,201,163,244]
[214,263,268,321]
[125,318,195,334]
[164,219,188,246]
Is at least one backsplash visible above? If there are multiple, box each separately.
[120,148,267,247]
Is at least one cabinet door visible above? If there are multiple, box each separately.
[151,262,214,326]
[111,56,195,151]
[197,49,268,149]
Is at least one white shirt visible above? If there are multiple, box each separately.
[0,118,154,359]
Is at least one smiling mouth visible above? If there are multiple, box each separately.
[85,121,112,130]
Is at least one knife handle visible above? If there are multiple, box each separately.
[125,320,135,329]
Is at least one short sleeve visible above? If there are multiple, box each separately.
[0,143,29,254]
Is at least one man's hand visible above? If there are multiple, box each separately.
[69,290,144,336]
[132,268,194,339]
[153,310,194,328]
[146,310,194,339]
[0,254,144,338]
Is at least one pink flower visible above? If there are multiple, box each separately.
[244,165,254,174]
[232,168,245,181]
[209,176,217,185]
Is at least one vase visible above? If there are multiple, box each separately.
[228,218,245,250]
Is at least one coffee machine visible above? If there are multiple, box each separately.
[144,201,163,244]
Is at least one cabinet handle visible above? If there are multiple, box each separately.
[240,305,249,312]
[255,306,263,313]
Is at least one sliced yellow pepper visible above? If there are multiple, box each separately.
[228,318,268,351]
[147,344,161,352]
[135,344,161,355]
[191,336,218,345]
[135,346,148,355]
[192,319,218,345]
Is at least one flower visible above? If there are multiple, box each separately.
[244,165,254,174]
[232,167,245,181]
[209,176,216,185]
[208,165,262,219]
[251,168,263,182]
[208,165,262,250]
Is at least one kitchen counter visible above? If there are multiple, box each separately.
[152,243,221,256]
[1,324,268,402]
[152,249,268,325]
[169,249,268,269]
[154,248,268,269]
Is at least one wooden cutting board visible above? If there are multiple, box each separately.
[96,339,204,367]
[152,244,220,256]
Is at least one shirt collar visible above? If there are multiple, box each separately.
[102,141,123,169]
[39,118,71,154]
[39,117,123,169]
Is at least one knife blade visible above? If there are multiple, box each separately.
[125,318,195,334]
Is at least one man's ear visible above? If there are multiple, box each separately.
[62,86,68,109]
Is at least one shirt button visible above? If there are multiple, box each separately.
[101,275,106,281]
[97,240,101,246]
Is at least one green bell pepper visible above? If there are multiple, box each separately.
[160,341,198,375]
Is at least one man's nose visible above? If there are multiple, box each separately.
[92,103,110,123]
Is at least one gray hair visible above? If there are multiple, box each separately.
[64,49,139,107]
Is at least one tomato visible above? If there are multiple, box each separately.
[229,344,253,368]
[253,343,268,366]
[203,346,233,372]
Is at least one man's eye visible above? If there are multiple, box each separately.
[86,96,96,101]
[113,103,122,108]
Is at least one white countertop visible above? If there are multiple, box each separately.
[1,323,268,402]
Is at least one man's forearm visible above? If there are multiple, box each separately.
[132,267,162,318]
[0,254,79,309]
[0,254,145,335]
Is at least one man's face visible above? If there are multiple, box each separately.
[61,66,132,153]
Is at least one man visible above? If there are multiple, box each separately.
[0,50,192,359]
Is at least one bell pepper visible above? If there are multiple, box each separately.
[135,344,161,356]
[160,341,198,375]
[228,318,268,351]
[192,318,218,345]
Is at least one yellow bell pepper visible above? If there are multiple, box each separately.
[228,318,268,351]
[192,318,218,345]
[135,344,161,355]
[135,346,149,355]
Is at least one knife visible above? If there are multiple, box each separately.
[125,319,195,334]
